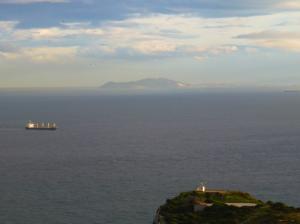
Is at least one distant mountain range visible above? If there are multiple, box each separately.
[100,78,191,90]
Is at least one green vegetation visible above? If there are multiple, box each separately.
[193,191,262,204]
[157,190,300,224]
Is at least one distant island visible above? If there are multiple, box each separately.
[154,186,300,224]
[100,78,190,90]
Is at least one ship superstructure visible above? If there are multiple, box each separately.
[25,121,57,130]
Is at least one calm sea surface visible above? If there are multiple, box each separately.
[0,92,299,224]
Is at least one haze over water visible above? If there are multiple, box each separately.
[0,92,300,224]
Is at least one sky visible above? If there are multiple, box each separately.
[0,0,299,88]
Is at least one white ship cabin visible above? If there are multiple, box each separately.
[27,121,35,128]
[26,121,56,129]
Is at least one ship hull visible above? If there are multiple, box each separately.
[25,127,57,130]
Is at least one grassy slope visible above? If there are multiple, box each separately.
[159,191,300,224]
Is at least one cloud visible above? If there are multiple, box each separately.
[0,46,77,62]
[0,21,19,32]
[0,10,300,62]
[78,45,116,57]
[133,40,177,55]
[94,14,244,57]
[0,0,68,4]
[237,31,300,51]
[0,41,19,53]
[13,27,104,40]
[275,1,300,9]
[237,30,300,39]
[209,46,239,55]
[259,39,300,51]
[0,0,298,34]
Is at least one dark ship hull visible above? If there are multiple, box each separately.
[25,127,57,130]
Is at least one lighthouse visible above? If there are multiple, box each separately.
[196,183,206,192]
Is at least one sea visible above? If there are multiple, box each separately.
[0,91,299,224]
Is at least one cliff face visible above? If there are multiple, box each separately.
[155,190,300,224]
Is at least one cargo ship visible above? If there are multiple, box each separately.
[25,120,57,130]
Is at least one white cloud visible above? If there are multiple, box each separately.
[13,27,104,40]
[99,12,300,56]
[258,39,300,51]
[209,46,239,55]
[275,1,300,9]
[0,21,19,32]
[0,10,300,62]
[61,22,91,28]
[0,46,78,62]
[133,40,177,54]
[237,30,300,39]
[238,31,300,51]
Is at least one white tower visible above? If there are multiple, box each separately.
[196,182,207,192]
